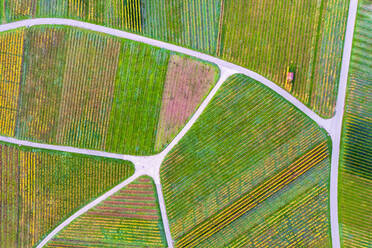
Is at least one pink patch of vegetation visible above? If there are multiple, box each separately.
[156,55,217,150]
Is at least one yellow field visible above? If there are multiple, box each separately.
[0,30,24,136]
[8,0,33,17]
[19,150,38,247]
[68,0,85,18]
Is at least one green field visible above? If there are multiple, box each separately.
[220,0,349,118]
[338,1,372,247]
[160,74,331,247]
[105,42,169,155]
[3,0,350,117]
[17,27,67,144]
[142,0,222,55]
[0,26,219,155]
[16,26,123,151]
[0,141,134,247]
[45,176,167,247]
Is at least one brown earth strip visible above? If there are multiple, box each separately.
[127,183,153,189]
[46,243,86,248]
[110,195,156,201]
[216,0,225,56]
[119,189,154,195]
[138,177,152,183]
[104,200,156,207]
[96,206,158,213]
[87,211,158,220]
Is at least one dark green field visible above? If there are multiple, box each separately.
[339,1,372,247]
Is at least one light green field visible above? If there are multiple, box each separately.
[105,42,169,155]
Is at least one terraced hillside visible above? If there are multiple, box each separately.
[0,141,134,247]
[338,1,372,247]
[0,26,218,155]
[160,74,332,247]
[45,176,167,247]
[2,0,349,117]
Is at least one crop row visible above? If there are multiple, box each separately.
[339,2,372,247]
[142,0,222,55]
[3,0,349,117]
[0,30,24,137]
[160,74,331,246]
[45,176,167,247]
[0,26,218,155]
[4,0,142,32]
[309,0,349,117]
[176,142,329,247]
[227,183,329,247]
[0,141,134,247]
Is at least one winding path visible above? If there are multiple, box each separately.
[0,1,358,246]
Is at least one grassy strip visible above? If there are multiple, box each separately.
[105,42,169,155]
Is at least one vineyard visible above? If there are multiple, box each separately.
[0,26,218,155]
[2,0,350,117]
[0,30,24,137]
[0,141,134,247]
[17,28,67,143]
[0,1,367,247]
[220,0,349,118]
[45,176,167,247]
[5,0,142,32]
[105,41,169,155]
[310,0,349,117]
[338,1,372,247]
[155,55,218,151]
[160,74,331,247]
[142,0,222,55]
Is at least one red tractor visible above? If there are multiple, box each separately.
[285,65,296,92]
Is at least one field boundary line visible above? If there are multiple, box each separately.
[0,136,140,162]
